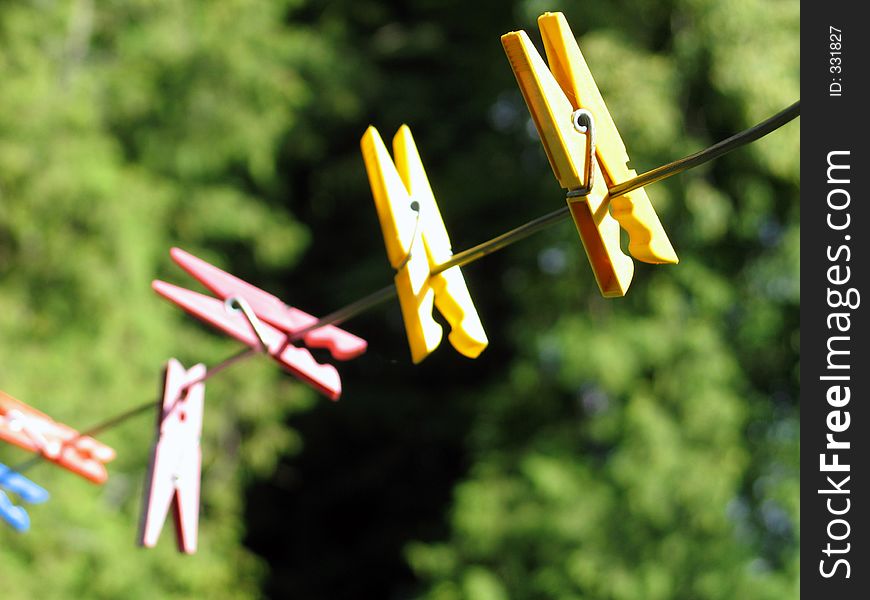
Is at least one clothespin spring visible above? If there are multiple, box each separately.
[225,297,272,352]
[395,200,422,271]
[565,108,596,199]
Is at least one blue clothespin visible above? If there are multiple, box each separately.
[0,462,49,532]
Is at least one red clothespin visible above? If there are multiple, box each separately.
[0,391,116,484]
[139,359,205,554]
[152,248,367,400]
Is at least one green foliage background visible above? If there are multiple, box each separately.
[0,0,798,598]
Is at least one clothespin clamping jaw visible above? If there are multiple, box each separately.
[0,463,49,532]
[139,359,206,554]
[153,248,367,400]
[361,125,488,363]
[0,391,116,484]
[502,12,678,297]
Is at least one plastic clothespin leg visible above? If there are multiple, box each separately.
[0,463,49,532]
[502,12,678,297]
[361,125,488,363]
[139,359,206,554]
[0,391,116,484]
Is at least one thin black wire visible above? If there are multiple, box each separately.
[292,100,800,334]
[609,100,800,197]
[81,347,259,438]
[8,348,259,475]
[7,100,799,475]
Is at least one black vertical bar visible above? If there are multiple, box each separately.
[802,2,868,596]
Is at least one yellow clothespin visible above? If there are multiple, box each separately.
[502,11,678,297]
[361,125,488,364]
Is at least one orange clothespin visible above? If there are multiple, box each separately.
[361,125,488,363]
[0,391,116,484]
[502,11,678,297]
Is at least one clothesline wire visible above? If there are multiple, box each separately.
[8,100,800,476]
[289,100,800,334]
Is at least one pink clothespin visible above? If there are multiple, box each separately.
[138,359,206,554]
[0,391,116,484]
[152,248,367,400]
